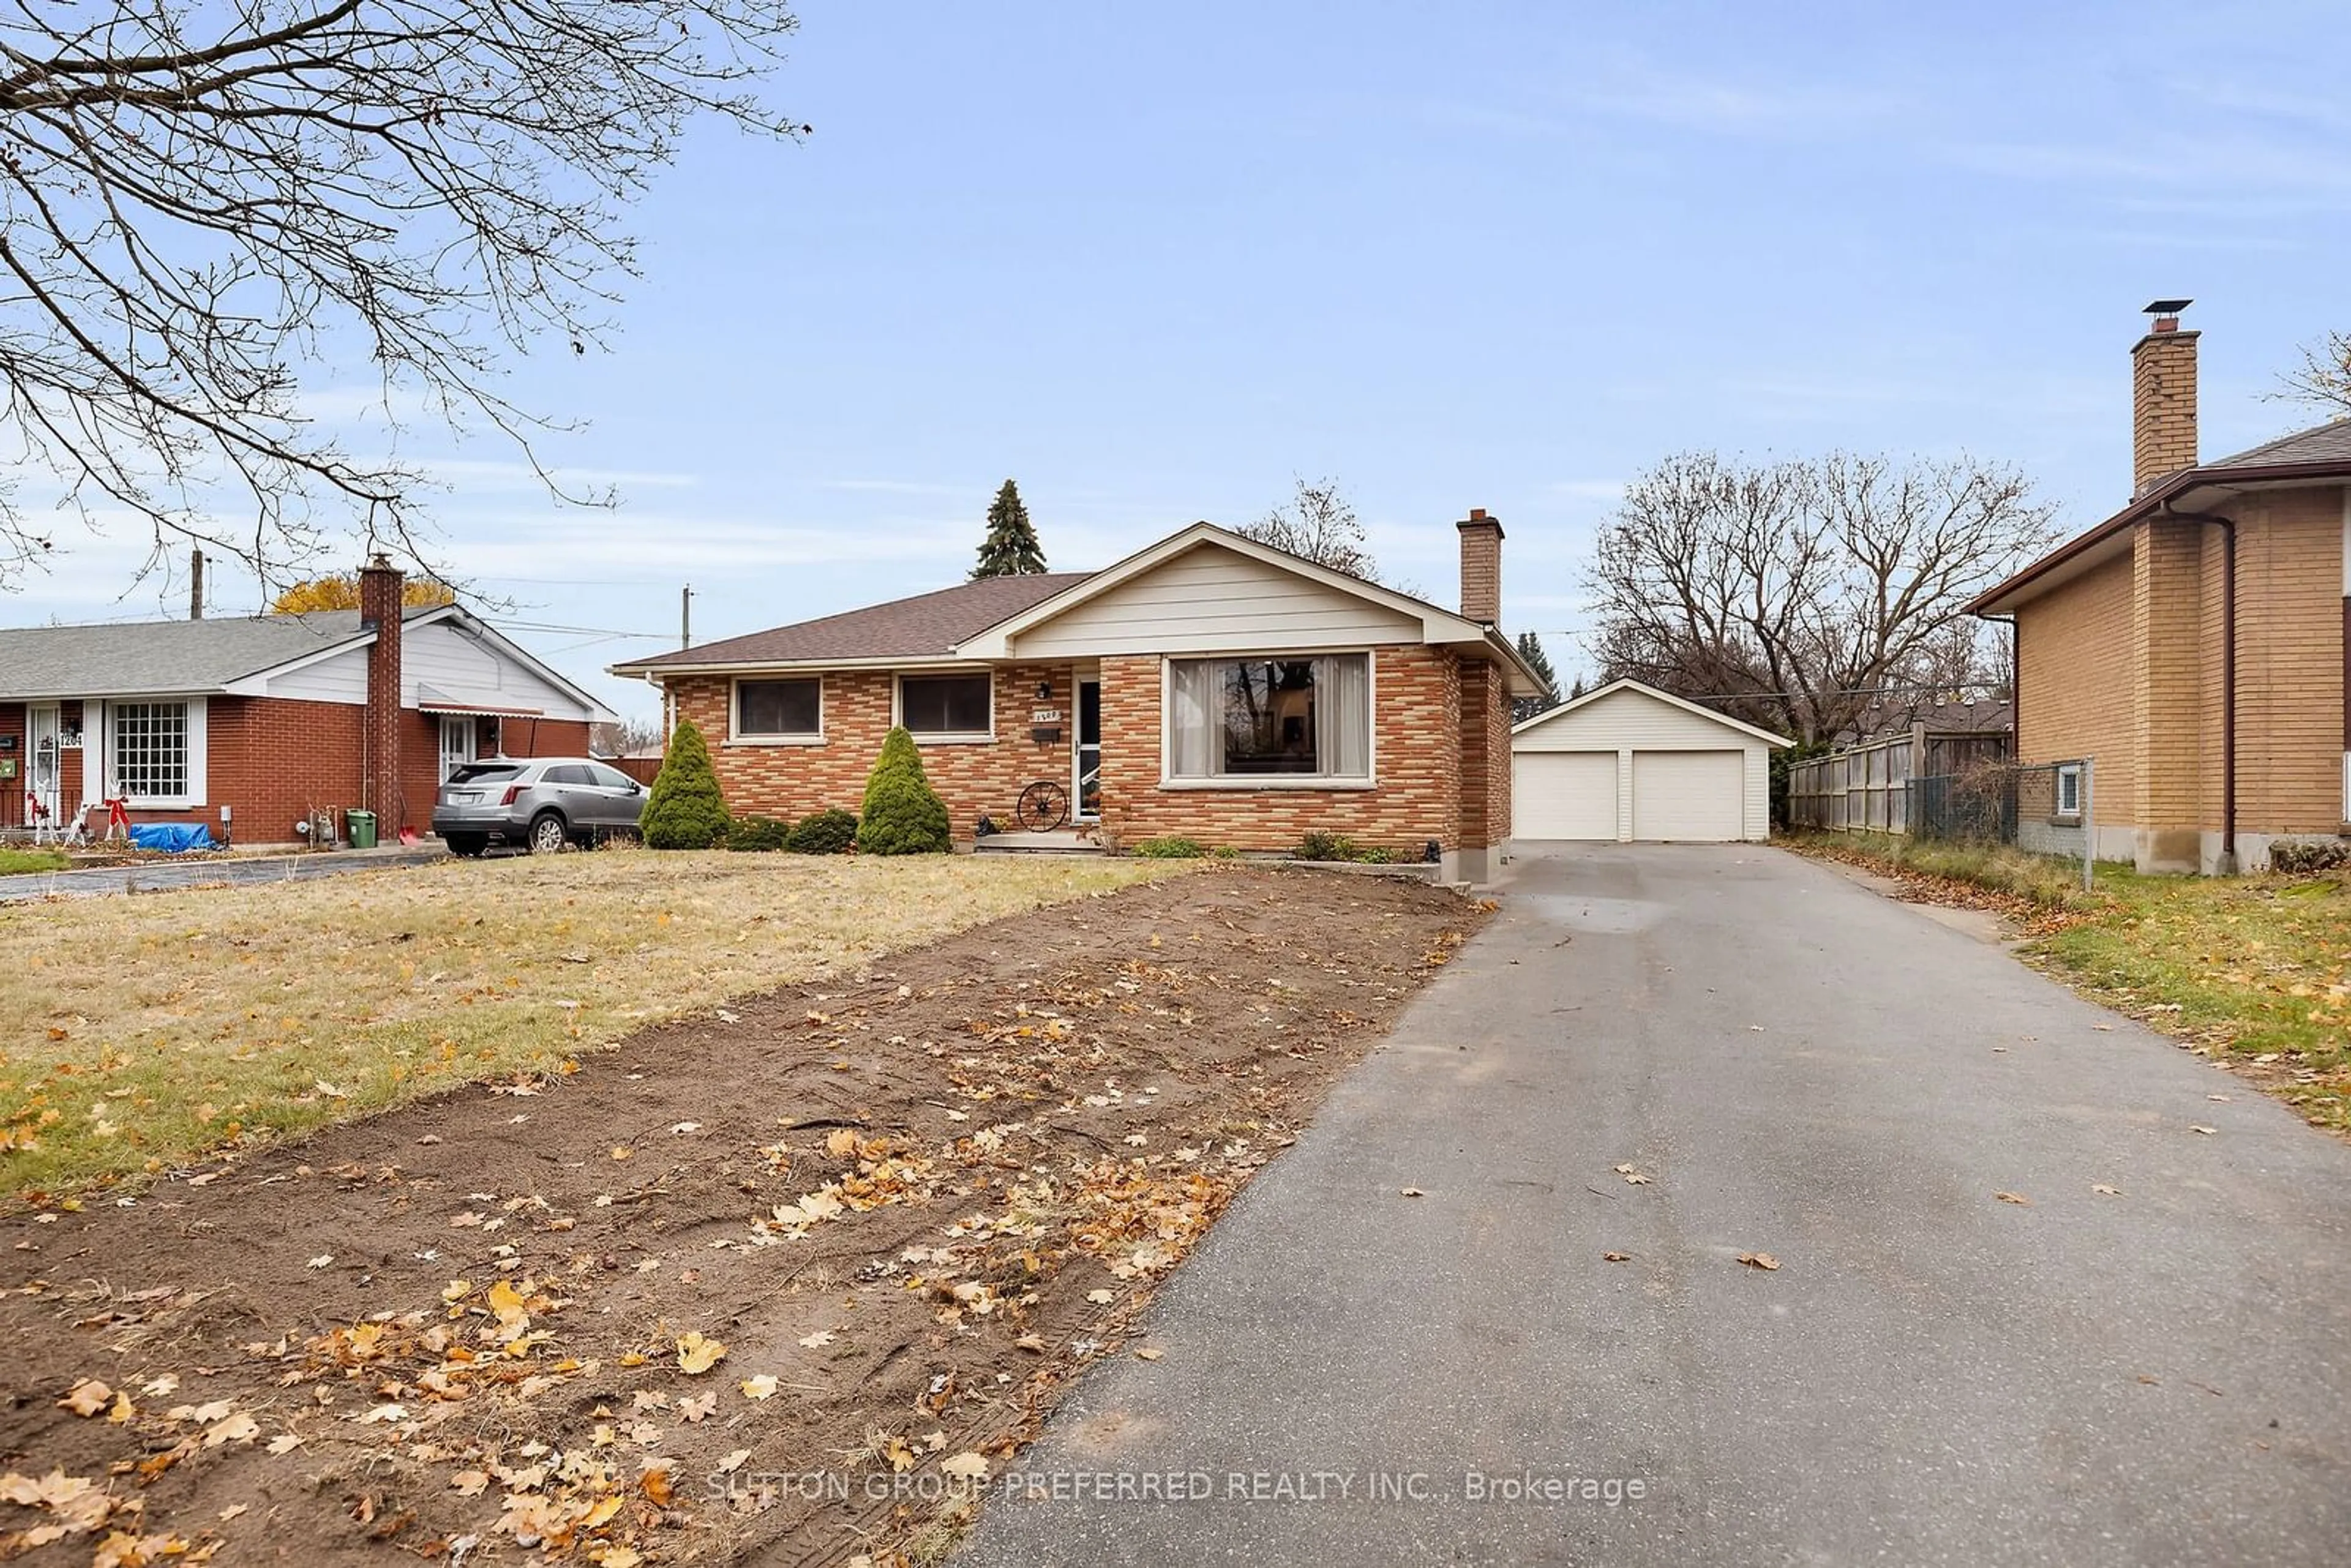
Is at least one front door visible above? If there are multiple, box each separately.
[1074,679,1102,820]
[25,705,61,827]
[438,716,475,782]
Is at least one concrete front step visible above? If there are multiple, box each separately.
[972,830,1106,855]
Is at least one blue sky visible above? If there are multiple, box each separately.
[10,1,2349,719]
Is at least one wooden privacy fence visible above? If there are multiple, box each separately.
[1785,726,2012,834]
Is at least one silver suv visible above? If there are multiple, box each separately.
[433,757,645,857]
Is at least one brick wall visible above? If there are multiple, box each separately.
[2134,520,2207,836]
[206,696,366,843]
[2231,486,2344,831]
[670,665,1076,836]
[1098,645,1464,856]
[2016,549,2137,811]
[1454,657,1512,849]
[2132,328,2199,493]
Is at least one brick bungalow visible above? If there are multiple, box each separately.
[0,558,611,847]
[1968,301,2351,873]
[611,515,1546,880]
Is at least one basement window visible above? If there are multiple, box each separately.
[2055,763,2082,820]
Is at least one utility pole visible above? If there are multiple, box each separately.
[681,583,694,650]
[189,547,204,620]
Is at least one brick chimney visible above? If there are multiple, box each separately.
[1457,508,1504,625]
[2132,299,2199,494]
[358,553,405,830]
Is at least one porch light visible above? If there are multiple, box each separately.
[1037,680,1053,699]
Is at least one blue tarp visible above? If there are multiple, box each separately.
[128,823,216,853]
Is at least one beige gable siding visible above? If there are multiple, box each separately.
[1513,688,1749,751]
[259,644,369,705]
[402,621,591,720]
[2017,549,2137,815]
[1007,544,1420,658]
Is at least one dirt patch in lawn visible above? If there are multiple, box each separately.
[0,869,1482,1566]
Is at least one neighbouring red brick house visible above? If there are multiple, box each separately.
[0,559,612,847]
[610,516,1545,880]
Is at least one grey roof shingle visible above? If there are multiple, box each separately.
[2209,418,2351,470]
[626,572,1092,670]
[0,607,424,702]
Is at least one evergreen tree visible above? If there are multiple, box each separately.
[639,718,729,849]
[971,479,1048,578]
[1513,631,1563,724]
[857,727,953,854]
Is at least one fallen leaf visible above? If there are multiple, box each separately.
[798,1330,834,1350]
[1995,1191,2032,1206]
[266,1434,304,1455]
[449,1470,490,1498]
[1736,1252,1780,1271]
[2092,1184,2123,1196]
[2190,1125,2216,1136]
[2206,1094,2232,1103]
[940,1451,990,1482]
[716,1449,752,1474]
[1602,1252,1632,1263]
[641,1465,677,1506]
[58,1378,111,1417]
[675,1332,727,1375]
[205,1411,261,1446]
[677,1392,717,1424]
[1014,1333,1047,1353]
[218,1503,251,1521]
[1398,1186,1425,1198]
[350,1404,405,1427]
[306,1254,334,1269]
[740,1375,779,1401]
[1085,1289,1114,1305]
[1134,1346,1164,1361]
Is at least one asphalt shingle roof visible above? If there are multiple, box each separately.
[629,572,1093,669]
[2209,418,2351,470]
[0,606,427,702]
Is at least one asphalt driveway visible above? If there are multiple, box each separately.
[961,844,2351,1567]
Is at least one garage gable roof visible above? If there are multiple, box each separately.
[1512,678,1792,746]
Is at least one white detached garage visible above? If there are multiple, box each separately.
[1512,679,1788,843]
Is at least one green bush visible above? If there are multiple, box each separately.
[787,808,860,855]
[1294,830,1359,862]
[1131,836,1207,859]
[726,816,789,852]
[1210,845,1243,861]
[640,719,729,850]
[857,727,952,855]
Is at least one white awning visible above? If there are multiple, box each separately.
[417,683,545,718]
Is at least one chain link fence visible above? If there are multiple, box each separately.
[1908,757,2095,889]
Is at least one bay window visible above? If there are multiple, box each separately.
[1166,654,1370,783]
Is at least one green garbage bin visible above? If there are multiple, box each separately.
[345,809,377,850]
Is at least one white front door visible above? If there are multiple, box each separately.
[438,716,476,781]
[25,704,61,824]
[1074,678,1101,820]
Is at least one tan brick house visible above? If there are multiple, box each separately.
[611,515,1545,880]
[0,560,610,848]
[1968,302,2351,873]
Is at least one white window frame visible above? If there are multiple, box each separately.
[2055,762,2082,820]
[729,675,825,746]
[894,669,995,745]
[1159,650,1379,791]
[109,697,206,809]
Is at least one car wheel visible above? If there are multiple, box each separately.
[527,812,570,855]
[445,833,489,858]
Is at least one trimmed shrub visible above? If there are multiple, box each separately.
[1131,836,1206,859]
[640,719,729,850]
[726,816,789,852]
[787,808,860,855]
[857,727,951,855]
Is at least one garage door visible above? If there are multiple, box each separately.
[1513,751,1619,840]
[1630,751,1745,841]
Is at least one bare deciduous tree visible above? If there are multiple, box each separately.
[0,0,804,590]
[1238,476,1380,582]
[2280,331,2351,417]
[1583,451,2056,746]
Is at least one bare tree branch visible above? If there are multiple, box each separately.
[2278,331,2351,417]
[1237,476,1381,582]
[1582,451,2056,745]
[0,0,804,592]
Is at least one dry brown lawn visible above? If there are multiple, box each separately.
[0,849,1175,1199]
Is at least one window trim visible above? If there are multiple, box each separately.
[1158,650,1379,791]
[729,675,825,746]
[109,697,207,809]
[894,669,996,744]
[2054,762,2082,823]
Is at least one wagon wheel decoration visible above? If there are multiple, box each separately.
[1014,779,1070,833]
